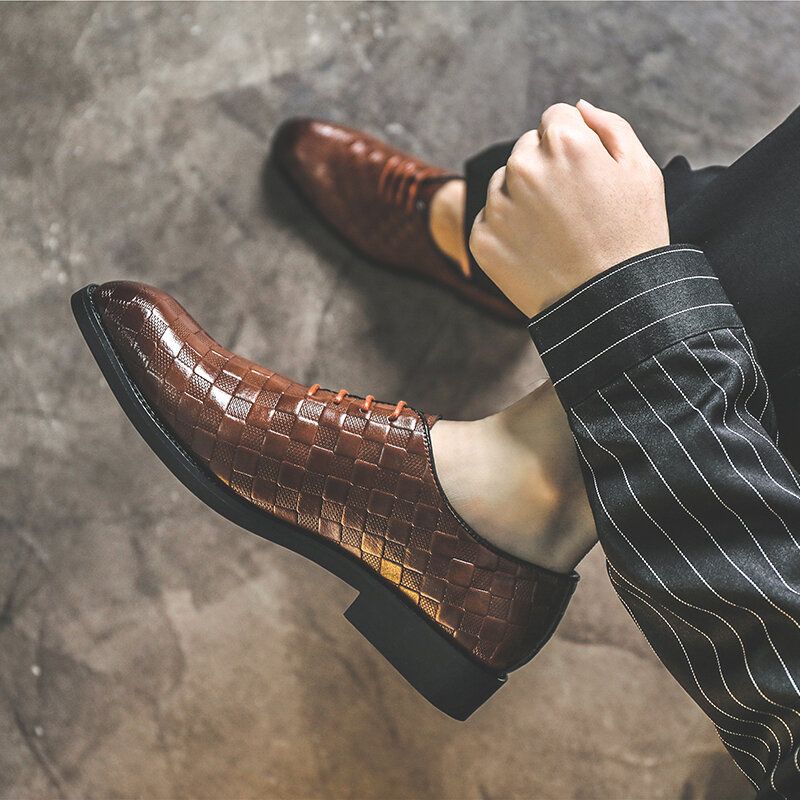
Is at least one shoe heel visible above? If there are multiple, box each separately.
[343,585,507,720]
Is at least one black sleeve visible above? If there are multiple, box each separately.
[529,244,800,798]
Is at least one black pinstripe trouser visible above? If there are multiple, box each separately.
[464,107,800,795]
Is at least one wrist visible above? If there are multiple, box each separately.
[527,244,739,406]
[557,236,672,313]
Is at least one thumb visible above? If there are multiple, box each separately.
[576,99,647,161]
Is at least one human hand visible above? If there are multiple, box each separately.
[469,100,670,317]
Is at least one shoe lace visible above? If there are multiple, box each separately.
[305,383,407,421]
[377,154,440,215]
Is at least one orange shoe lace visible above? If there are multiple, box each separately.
[377,154,441,215]
[306,383,407,421]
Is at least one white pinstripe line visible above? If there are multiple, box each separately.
[708,331,799,495]
[614,373,800,781]
[718,737,767,787]
[619,372,800,647]
[614,587,764,791]
[539,276,720,356]
[727,329,764,420]
[612,581,767,789]
[736,328,771,422]
[690,337,800,499]
[574,402,800,733]
[528,247,704,327]
[744,329,771,422]
[606,580,767,789]
[657,353,800,585]
[552,304,735,387]
[691,335,800,511]
[711,331,775,434]
[608,570,774,788]
[608,562,790,739]
[609,563,787,785]
[597,380,800,670]
[614,584,647,640]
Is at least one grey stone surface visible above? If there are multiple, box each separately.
[1,2,797,797]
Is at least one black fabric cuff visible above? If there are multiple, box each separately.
[527,245,742,407]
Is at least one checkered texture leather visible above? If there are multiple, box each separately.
[95,282,575,672]
[272,118,519,321]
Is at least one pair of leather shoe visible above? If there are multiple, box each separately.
[72,120,577,720]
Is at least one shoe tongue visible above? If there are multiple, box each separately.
[416,173,460,207]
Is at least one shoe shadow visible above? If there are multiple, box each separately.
[259,153,532,420]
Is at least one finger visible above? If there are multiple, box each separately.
[504,129,540,192]
[486,165,509,199]
[510,128,541,156]
[507,129,539,165]
[538,102,587,136]
[537,102,607,157]
[576,99,647,161]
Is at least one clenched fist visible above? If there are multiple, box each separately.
[469,100,670,317]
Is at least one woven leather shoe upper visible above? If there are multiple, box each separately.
[272,118,520,321]
[95,281,576,671]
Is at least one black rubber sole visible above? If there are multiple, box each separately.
[71,284,506,720]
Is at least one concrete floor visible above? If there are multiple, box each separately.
[2,2,798,798]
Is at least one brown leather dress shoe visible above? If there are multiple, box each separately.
[272,118,522,322]
[72,281,576,718]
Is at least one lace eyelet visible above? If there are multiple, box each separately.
[306,385,406,420]
[388,400,407,421]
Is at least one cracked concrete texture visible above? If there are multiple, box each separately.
[2,1,797,797]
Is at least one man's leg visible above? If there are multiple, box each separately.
[423,145,728,572]
[422,144,729,572]
[432,378,598,572]
[432,105,800,571]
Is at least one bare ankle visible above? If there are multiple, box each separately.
[429,387,597,573]
[428,179,471,277]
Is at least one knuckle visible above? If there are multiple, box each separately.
[505,153,536,183]
[545,101,573,115]
[544,122,567,139]
[512,129,538,153]
[484,189,508,223]
[545,124,586,148]
[468,219,484,244]
[469,223,491,255]
[640,157,663,182]
[505,153,524,174]
[489,166,506,185]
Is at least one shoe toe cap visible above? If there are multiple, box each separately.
[272,117,354,185]
[95,280,196,380]
[96,280,175,336]
[273,117,318,172]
